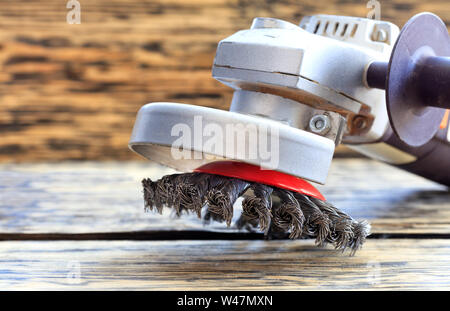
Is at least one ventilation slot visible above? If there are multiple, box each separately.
[323,21,329,34]
[313,21,321,34]
[333,22,339,35]
[350,24,358,37]
[341,23,349,36]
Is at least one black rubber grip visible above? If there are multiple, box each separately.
[367,57,450,109]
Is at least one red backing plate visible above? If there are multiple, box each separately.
[194,161,325,201]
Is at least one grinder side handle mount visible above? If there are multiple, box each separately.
[364,12,450,186]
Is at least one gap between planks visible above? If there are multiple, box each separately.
[1,230,450,241]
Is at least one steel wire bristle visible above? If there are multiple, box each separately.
[241,184,273,233]
[272,189,305,239]
[293,193,332,247]
[205,178,250,226]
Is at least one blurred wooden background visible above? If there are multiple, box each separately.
[0,0,449,162]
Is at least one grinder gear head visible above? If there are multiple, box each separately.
[130,14,401,184]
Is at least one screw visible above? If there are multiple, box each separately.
[309,114,331,135]
[352,116,368,129]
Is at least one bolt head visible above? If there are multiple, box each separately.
[309,114,331,135]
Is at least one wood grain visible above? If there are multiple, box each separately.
[1,159,448,234]
[1,239,449,290]
[1,0,449,162]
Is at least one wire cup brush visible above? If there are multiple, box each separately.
[142,161,370,254]
[130,13,450,255]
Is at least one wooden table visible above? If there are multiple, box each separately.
[1,159,449,290]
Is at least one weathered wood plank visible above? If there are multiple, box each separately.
[1,0,449,162]
[1,160,448,234]
[0,239,449,290]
